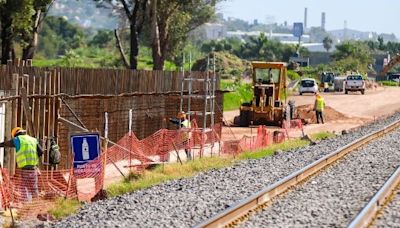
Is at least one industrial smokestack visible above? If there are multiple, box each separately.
[321,12,326,30]
[304,8,308,29]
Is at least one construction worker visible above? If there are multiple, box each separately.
[170,111,192,160]
[314,93,325,124]
[0,127,42,201]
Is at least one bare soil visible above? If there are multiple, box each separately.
[296,105,348,124]
[222,87,400,139]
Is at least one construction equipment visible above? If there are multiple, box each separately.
[319,72,336,92]
[381,53,400,76]
[237,62,287,126]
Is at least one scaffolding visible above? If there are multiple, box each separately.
[179,53,217,158]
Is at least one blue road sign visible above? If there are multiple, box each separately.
[70,133,101,176]
[293,23,304,38]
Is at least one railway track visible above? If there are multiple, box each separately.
[195,119,400,228]
[372,182,400,227]
[52,113,400,227]
[350,166,400,228]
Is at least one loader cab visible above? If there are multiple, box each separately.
[255,68,280,85]
[237,61,287,126]
[252,62,286,109]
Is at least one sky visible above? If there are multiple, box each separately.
[218,0,399,37]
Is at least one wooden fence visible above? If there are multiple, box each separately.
[0,65,223,171]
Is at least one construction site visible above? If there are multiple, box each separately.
[2,0,400,226]
[0,55,399,226]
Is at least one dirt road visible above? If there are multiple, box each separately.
[222,87,400,140]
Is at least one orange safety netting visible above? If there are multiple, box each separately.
[0,119,303,218]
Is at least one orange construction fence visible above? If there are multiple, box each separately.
[0,119,303,218]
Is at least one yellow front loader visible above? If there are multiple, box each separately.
[237,61,288,126]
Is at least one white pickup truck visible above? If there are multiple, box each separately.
[345,75,365,95]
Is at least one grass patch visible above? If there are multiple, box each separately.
[310,131,336,141]
[48,198,81,219]
[50,130,336,218]
[221,80,252,111]
[238,139,310,160]
[107,157,234,197]
[108,139,311,197]
[380,81,400,87]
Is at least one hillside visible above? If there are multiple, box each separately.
[49,0,118,30]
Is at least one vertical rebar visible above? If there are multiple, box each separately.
[129,109,132,169]
[180,54,185,113]
[211,53,216,127]
[188,53,192,124]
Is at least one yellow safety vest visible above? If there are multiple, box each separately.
[316,97,325,112]
[181,120,191,141]
[16,135,39,168]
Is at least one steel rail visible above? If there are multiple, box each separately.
[348,166,400,228]
[194,119,400,228]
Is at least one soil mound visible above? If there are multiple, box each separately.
[296,104,348,124]
[365,80,380,90]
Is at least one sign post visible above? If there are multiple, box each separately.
[293,22,304,56]
[70,132,101,177]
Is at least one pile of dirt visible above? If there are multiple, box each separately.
[296,104,349,124]
[365,80,380,90]
[191,51,251,79]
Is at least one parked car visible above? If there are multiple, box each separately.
[345,75,365,95]
[389,73,400,82]
[333,76,346,92]
[299,78,318,95]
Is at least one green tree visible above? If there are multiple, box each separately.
[308,27,330,43]
[331,41,373,73]
[0,0,31,63]
[37,16,86,58]
[233,33,306,62]
[200,39,240,53]
[95,0,148,69]
[322,36,333,52]
[89,30,114,48]
[0,0,54,63]
[224,18,250,31]
[20,0,54,61]
[377,36,386,51]
[149,0,219,70]
[386,41,400,54]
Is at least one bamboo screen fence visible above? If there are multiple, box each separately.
[0,64,223,171]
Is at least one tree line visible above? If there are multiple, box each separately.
[0,0,220,69]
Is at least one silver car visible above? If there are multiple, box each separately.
[299,78,318,95]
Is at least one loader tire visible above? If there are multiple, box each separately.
[239,110,250,127]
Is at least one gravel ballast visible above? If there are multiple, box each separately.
[240,124,400,227]
[373,187,400,227]
[53,113,400,227]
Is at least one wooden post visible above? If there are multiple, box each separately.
[103,112,109,185]
[42,72,47,165]
[37,76,42,141]
[10,74,19,175]
[3,91,12,170]
[32,76,36,138]
[20,87,35,135]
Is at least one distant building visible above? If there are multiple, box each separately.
[329,29,373,41]
[196,23,227,40]
[304,8,308,29]
[226,31,311,43]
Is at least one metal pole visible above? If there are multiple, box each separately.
[104,112,109,139]
[180,54,185,113]
[212,53,216,127]
[129,109,132,169]
[188,53,192,124]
